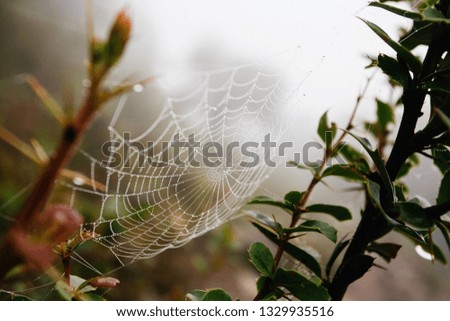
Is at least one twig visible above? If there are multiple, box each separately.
[253,76,373,300]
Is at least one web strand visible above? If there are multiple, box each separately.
[65,49,306,264]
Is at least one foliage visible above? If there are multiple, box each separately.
[0,0,449,301]
[193,0,450,301]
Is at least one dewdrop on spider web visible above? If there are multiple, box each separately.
[66,48,308,265]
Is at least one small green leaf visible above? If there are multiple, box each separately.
[367,242,402,263]
[369,2,422,20]
[367,180,413,233]
[246,210,282,234]
[256,276,269,292]
[248,196,294,212]
[397,155,419,179]
[305,204,352,221]
[201,289,232,301]
[422,7,450,23]
[396,201,434,229]
[273,268,330,301]
[325,239,350,281]
[395,224,427,245]
[248,242,274,277]
[360,19,422,74]
[417,242,447,264]
[348,132,395,202]
[322,164,367,183]
[317,111,336,147]
[284,191,305,207]
[251,223,322,277]
[337,143,364,163]
[377,54,410,87]
[286,220,337,243]
[377,100,395,131]
[437,170,450,205]
[395,184,407,201]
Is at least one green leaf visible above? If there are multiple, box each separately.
[249,196,294,212]
[317,111,336,147]
[333,255,374,285]
[437,170,450,205]
[201,289,232,301]
[377,99,395,131]
[325,239,350,281]
[337,143,363,163]
[360,19,422,74]
[322,164,367,183]
[284,191,305,207]
[248,242,274,277]
[256,276,269,292]
[273,268,330,301]
[369,2,422,20]
[395,224,427,244]
[251,223,322,277]
[395,184,407,201]
[396,201,434,229]
[336,143,371,173]
[377,54,410,87]
[417,242,447,264]
[367,242,402,263]
[366,180,425,244]
[286,220,337,243]
[246,210,282,234]
[397,155,419,179]
[305,204,352,221]
[348,132,395,202]
[422,7,450,23]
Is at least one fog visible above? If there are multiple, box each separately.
[0,0,448,300]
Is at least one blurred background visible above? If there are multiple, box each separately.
[0,0,449,300]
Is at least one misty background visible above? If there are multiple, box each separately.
[0,0,448,300]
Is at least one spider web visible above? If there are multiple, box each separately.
[65,49,307,265]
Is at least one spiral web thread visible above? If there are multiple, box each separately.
[67,49,307,264]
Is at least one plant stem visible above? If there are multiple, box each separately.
[0,79,101,282]
[328,17,449,301]
[253,78,370,300]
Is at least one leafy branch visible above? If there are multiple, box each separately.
[0,9,149,287]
